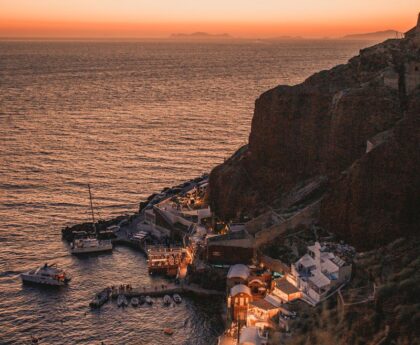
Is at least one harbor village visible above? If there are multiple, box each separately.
[59,172,370,345]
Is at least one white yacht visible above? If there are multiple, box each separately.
[71,238,112,255]
[21,263,71,286]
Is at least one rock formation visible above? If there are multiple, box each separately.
[209,15,420,250]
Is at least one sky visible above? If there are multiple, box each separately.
[0,0,418,38]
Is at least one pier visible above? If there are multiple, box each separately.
[91,283,224,308]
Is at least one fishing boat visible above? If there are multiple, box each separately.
[131,297,139,307]
[70,184,113,255]
[163,295,172,305]
[117,294,128,307]
[21,263,70,287]
[145,296,153,305]
[173,294,182,304]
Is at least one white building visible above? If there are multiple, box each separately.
[287,242,352,305]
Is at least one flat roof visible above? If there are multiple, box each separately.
[297,254,316,268]
[275,278,300,294]
[309,270,330,288]
[249,299,278,311]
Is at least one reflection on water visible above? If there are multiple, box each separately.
[0,40,372,344]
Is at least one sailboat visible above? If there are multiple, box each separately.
[70,184,113,255]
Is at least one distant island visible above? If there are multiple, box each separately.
[263,35,303,41]
[342,29,402,40]
[170,32,232,39]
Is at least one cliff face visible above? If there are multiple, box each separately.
[209,29,420,250]
[321,91,420,249]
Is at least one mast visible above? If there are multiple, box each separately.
[88,184,97,233]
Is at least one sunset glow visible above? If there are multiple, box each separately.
[0,0,418,38]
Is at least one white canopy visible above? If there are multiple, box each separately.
[230,284,251,297]
[227,264,250,281]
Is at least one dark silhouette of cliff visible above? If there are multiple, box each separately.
[209,17,420,251]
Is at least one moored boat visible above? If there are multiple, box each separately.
[71,238,113,255]
[117,294,128,307]
[131,297,139,307]
[21,263,70,287]
[173,294,182,303]
[139,295,146,305]
[90,288,110,308]
[145,296,153,305]
[163,295,172,306]
[70,184,113,255]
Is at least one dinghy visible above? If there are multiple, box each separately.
[131,297,139,307]
[163,295,172,306]
[173,294,182,304]
[117,294,128,307]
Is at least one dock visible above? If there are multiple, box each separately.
[91,283,224,308]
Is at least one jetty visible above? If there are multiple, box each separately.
[91,283,224,308]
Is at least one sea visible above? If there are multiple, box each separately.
[0,39,373,345]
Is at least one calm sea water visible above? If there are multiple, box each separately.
[0,39,372,344]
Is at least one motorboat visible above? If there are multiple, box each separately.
[131,297,139,307]
[71,238,113,255]
[163,295,172,306]
[21,263,70,286]
[173,294,182,304]
[117,294,128,307]
[145,296,153,305]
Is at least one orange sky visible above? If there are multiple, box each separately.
[0,0,418,38]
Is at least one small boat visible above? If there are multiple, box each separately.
[139,295,146,305]
[131,297,139,307]
[21,263,70,287]
[163,295,172,306]
[117,294,128,307]
[163,328,174,336]
[145,296,153,305]
[90,288,110,308]
[173,294,182,304]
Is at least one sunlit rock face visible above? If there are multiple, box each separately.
[209,25,420,250]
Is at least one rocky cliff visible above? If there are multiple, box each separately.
[209,21,420,250]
